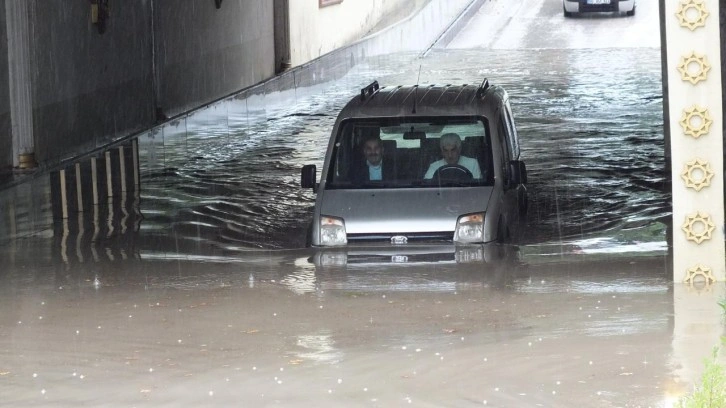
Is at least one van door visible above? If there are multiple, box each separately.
[496,107,521,238]
[501,100,528,228]
[496,111,513,189]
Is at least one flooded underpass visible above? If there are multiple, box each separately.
[2,0,724,406]
[131,45,668,257]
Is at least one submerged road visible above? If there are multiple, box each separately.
[112,0,667,255]
[447,0,660,49]
[0,0,714,406]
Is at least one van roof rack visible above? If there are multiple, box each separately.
[476,78,490,99]
[361,81,380,100]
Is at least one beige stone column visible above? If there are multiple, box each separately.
[665,0,725,281]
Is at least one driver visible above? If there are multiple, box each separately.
[424,133,482,179]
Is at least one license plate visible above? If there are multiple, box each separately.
[587,0,610,4]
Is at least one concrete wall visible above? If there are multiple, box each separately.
[0,4,9,172]
[288,0,425,66]
[0,0,472,175]
[3,0,276,171]
[28,1,155,165]
[155,0,275,117]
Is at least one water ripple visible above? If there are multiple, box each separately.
[138,47,667,254]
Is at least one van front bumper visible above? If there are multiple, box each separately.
[310,243,512,268]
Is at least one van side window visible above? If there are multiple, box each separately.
[497,115,511,185]
[504,100,520,160]
[329,122,355,182]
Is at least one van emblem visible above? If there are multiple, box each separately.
[391,236,408,244]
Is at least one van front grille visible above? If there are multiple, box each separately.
[346,232,454,244]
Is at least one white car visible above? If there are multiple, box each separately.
[563,0,636,17]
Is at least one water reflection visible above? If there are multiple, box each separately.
[53,193,142,266]
[0,251,695,406]
[281,257,318,295]
[295,332,343,364]
[0,176,53,242]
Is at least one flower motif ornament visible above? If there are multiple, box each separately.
[682,211,715,244]
[681,158,714,191]
[675,0,709,30]
[677,52,711,84]
[679,105,712,138]
[683,264,716,285]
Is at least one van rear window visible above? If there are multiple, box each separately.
[326,117,494,189]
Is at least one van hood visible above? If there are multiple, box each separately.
[319,187,493,235]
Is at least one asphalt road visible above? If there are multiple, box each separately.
[447,0,660,50]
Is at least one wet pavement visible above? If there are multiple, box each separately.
[2,0,722,406]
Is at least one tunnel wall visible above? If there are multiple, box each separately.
[289,0,427,66]
[155,1,276,118]
[288,0,473,66]
[28,2,155,168]
[0,0,473,176]
[0,0,276,172]
[0,4,9,174]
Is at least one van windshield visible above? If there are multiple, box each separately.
[326,117,494,189]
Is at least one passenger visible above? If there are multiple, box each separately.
[424,133,482,179]
[351,135,395,182]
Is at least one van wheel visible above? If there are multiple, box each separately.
[563,7,574,17]
[626,7,635,16]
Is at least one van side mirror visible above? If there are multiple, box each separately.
[301,164,317,190]
[509,161,527,185]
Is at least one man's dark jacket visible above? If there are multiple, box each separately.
[349,157,396,184]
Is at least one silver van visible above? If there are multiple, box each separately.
[301,79,527,250]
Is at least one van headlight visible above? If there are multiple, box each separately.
[454,213,484,243]
[320,215,347,246]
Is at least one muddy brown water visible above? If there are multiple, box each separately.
[1,2,705,406]
[132,47,667,256]
[2,246,714,407]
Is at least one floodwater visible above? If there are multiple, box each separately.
[129,0,668,257]
[2,0,722,406]
[0,244,717,407]
[134,46,667,256]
